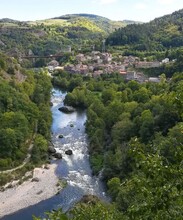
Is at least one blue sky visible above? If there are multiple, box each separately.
[1,0,183,22]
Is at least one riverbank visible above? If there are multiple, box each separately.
[0,163,60,218]
[0,88,107,219]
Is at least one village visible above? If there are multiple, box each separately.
[47,51,171,83]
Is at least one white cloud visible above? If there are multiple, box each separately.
[135,2,147,10]
[93,0,118,5]
[157,0,177,5]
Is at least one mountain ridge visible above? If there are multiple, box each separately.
[53,13,141,33]
[106,8,183,51]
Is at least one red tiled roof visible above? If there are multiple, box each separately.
[119,71,127,75]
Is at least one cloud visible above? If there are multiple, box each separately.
[135,2,147,10]
[157,0,177,5]
[93,0,118,5]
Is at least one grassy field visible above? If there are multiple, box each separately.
[0,22,20,27]
[28,19,68,26]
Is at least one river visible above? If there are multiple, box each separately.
[2,88,107,220]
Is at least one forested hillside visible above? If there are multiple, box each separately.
[0,14,133,58]
[0,53,52,172]
[106,9,183,51]
[50,70,183,219]
[54,14,137,34]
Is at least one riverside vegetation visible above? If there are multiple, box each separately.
[50,68,183,219]
[0,9,183,220]
[0,53,52,186]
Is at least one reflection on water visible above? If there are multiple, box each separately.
[2,88,108,220]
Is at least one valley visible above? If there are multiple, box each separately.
[0,8,183,220]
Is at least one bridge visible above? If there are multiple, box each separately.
[21,54,65,59]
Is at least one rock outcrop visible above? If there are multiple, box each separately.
[58,106,75,113]
[48,146,56,154]
[54,153,62,159]
[65,150,73,155]
[58,134,64,138]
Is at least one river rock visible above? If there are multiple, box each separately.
[58,106,75,113]
[58,134,64,138]
[50,102,53,106]
[54,153,62,159]
[49,156,54,160]
[48,146,56,154]
[65,149,73,155]
[70,123,74,127]
[36,190,43,195]
[31,177,40,182]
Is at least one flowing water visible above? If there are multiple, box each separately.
[2,88,107,220]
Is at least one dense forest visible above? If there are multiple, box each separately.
[50,69,183,219]
[106,9,183,52]
[0,53,52,174]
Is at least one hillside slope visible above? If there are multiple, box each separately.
[0,16,104,57]
[106,9,183,51]
[0,13,139,58]
[0,53,52,173]
[53,14,131,33]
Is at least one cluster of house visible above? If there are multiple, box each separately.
[47,51,170,83]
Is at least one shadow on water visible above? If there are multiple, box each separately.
[2,185,86,220]
[1,88,108,220]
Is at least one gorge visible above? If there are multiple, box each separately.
[1,88,108,220]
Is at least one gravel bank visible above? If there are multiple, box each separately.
[0,163,60,218]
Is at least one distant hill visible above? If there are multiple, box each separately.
[54,14,139,33]
[122,20,143,25]
[106,9,183,51]
[0,13,140,57]
[0,18,19,23]
[0,15,105,57]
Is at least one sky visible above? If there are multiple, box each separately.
[1,0,183,22]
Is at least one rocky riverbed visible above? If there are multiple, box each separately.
[0,163,60,218]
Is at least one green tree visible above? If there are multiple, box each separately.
[102,88,116,105]
[31,134,48,163]
[107,177,121,200]
[0,128,17,158]
[139,109,155,143]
